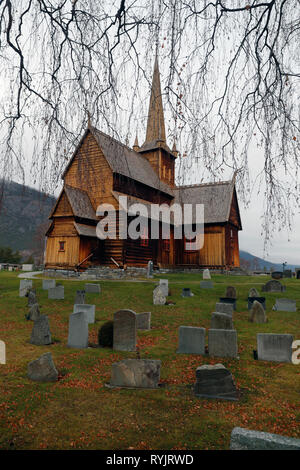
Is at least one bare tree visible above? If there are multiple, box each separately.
[0,0,299,243]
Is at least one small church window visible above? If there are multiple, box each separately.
[59,241,65,252]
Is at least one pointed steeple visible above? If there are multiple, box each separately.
[143,56,166,146]
[133,132,140,151]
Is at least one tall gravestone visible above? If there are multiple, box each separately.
[75,290,85,304]
[147,261,154,278]
[26,289,37,307]
[30,315,52,345]
[249,301,267,323]
[113,310,137,352]
[67,311,89,348]
[177,326,205,354]
[19,279,33,297]
[257,333,293,363]
[153,286,166,305]
[26,304,41,321]
[159,279,169,297]
[208,329,238,358]
[203,269,211,280]
[73,304,95,324]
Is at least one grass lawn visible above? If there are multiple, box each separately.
[0,271,299,450]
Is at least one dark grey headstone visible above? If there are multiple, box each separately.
[194,364,238,400]
[85,283,101,294]
[42,279,56,290]
[73,304,95,323]
[113,309,137,351]
[200,281,214,289]
[26,288,37,307]
[110,359,161,388]
[273,298,296,312]
[225,286,237,299]
[249,301,267,323]
[177,326,205,354]
[153,286,166,305]
[262,280,286,292]
[215,303,234,317]
[230,427,300,450]
[247,296,266,310]
[271,271,283,280]
[147,260,154,278]
[30,315,52,345]
[67,311,89,348]
[48,285,64,300]
[136,312,151,330]
[27,352,58,382]
[26,303,41,321]
[182,288,193,297]
[219,297,236,310]
[257,333,293,363]
[75,290,85,304]
[211,312,233,330]
[208,329,238,358]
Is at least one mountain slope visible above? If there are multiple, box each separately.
[239,250,297,271]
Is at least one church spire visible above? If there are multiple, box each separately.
[144,55,166,145]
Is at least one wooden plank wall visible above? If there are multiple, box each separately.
[45,236,80,268]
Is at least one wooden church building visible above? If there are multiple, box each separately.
[45,58,242,271]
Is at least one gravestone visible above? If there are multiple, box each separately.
[262,280,286,293]
[147,260,154,278]
[30,315,52,345]
[295,268,300,279]
[211,312,233,330]
[153,286,166,305]
[113,309,137,351]
[247,296,266,310]
[177,326,205,354]
[67,311,89,348]
[159,279,169,297]
[200,281,214,289]
[48,285,64,300]
[248,288,259,297]
[110,359,161,388]
[136,312,151,330]
[230,427,300,450]
[19,279,33,297]
[215,302,234,317]
[194,364,238,400]
[73,304,95,324]
[208,329,238,358]
[85,283,101,294]
[182,288,194,297]
[203,269,211,280]
[249,301,267,323]
[42,279,56,290]
[272,299,296,312]
[271,271,283,280]
[219,297,236,310]
[26,303,41,321]
[257,333,293,363]
[26,288,37,307]
[283,269,292,278]
[75,290,85,304]
[225,286,237,299]
[27,352,58,382]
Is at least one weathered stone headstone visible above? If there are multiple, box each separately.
[225,286,237,299]
[249,301,267,323]
[177,326,205,354]
[194,364,238,400]
[48,285,64,300]
[153,286,166,305]
[113,309,137,351]
[75,290,85,304]
[136,312,151,330]
[85,283,101,294]
[30,315,52,345]
[182,288,194,297]
[203,269,211,280]
[248,288,259,297]
[67,311,89,348]
[208,329,238,358]
[73,304,95,324]
[26,288,37,307]
[211,312,233,330]
[159,279,169,297]
[109,359,161,388]
[19,279,33,297]
[215,302,234,317]
[257,333,293,363]
[272,298,296,312]
[219,297,236,310]
[147,260,154,278]
[27,352,58,382]
[42,279,56,290]
[26,303,41,321]
[247,296,266,310]
[200,281,214,289]
[230,427,300,450]
[262,280,286,292]
[271,271,283,280]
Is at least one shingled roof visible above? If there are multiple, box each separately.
[49,185,98,221]
[173,181,240,226]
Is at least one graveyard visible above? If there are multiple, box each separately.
[0,270,299,450]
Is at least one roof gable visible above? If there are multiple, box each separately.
[49,185,98,221]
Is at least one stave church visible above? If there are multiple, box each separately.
[44,57,242,271]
